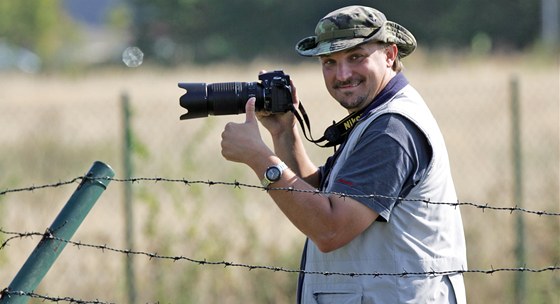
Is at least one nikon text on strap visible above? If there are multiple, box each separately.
[290,102,367,148]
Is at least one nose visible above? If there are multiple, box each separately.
[335,62,352,82]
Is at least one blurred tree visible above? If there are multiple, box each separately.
[0,0,79,70]
[365,0,541,50]
[127,0,547,64]
[0,0,549,68]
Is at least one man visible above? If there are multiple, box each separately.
[221,5,467,303]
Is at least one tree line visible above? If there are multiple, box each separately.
[0,0,549,69]
[130,0,543,64]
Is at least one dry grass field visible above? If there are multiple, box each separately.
[1,55,558,303]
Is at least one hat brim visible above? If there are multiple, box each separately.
[296,22,416,58]
[296,36,372,57]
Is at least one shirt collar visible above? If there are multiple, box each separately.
[359,72,409,120]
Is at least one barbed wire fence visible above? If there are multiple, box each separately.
[2,177,560,217]
[1,66,558,303]
[1,176,559,303]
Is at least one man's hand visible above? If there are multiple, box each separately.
[256,77,300,138]
[221,97,273,165]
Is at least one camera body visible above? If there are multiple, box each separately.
[179,70,293,120]
[258,70,293,114]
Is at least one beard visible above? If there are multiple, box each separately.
[332,77,371,110]
[337,93,368,110]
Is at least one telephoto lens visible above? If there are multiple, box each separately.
[178,82,261,120]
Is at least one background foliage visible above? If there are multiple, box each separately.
[129,0,544,63]
[0,0,79,70]
[0,0,555,68]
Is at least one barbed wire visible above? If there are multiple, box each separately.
[1,176,559,216]
[4,254,559,304]
[0,177,83,196]
[1,228,558,279]
[1,175,559,304]
[0,288,112,304]
[0,229,43,251]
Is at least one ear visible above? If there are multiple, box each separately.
[385,44,398,68]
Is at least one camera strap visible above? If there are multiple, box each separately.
[291,103,366,148]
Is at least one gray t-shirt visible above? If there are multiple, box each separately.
[320,113,432,221]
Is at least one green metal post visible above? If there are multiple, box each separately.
[121,92,136,304]
[510,76,526,304]
[0,161,114,304]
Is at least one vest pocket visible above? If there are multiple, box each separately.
[311,283,363,304]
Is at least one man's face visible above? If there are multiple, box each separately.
[320,42,394,113]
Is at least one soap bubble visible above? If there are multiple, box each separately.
[122,46,144,67]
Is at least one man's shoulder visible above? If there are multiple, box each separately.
[363,113,421,139]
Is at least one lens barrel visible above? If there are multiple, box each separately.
[179,82,260,120]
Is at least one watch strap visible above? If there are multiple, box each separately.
[261,162,288,188]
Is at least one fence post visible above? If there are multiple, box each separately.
[0,161,114,304]
[121,92,137,304]
[510,75,526,304]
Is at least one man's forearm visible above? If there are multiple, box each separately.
[271,125,320,188]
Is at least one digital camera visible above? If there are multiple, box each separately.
[178,70,293,120]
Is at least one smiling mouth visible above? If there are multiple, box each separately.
[334,80,362,90]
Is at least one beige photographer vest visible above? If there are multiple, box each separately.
[300,85,467,303]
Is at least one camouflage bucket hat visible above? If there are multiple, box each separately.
[295,6,417,58]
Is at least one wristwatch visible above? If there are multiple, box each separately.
[261,162,288,188]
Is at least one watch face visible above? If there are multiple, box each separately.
[266,167,281,181]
